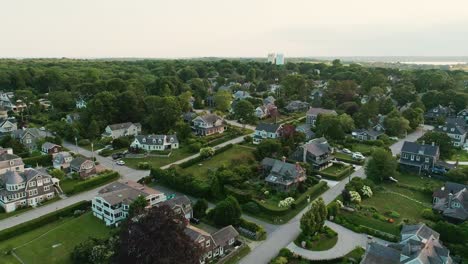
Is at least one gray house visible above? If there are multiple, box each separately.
[306,107,337,126]
[433,182,467,222]
[290,137,334,171]
[352,124,386,141]
[433,118,467,148]
[11,128,48,150]
[261,157,306,192]
[361,224,453,264]
[398,141,439,174]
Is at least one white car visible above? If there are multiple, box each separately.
[116,160,125,166]
[342,148,352,154]
[352,153,365,160]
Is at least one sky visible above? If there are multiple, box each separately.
[1,0,468,58]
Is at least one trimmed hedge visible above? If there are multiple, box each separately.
[318,165,354,180]
[334,215,398,242]
[238,218,267,240]
[0,201,90,242]
[23,154,53,167]
[225,185,253,204]
[252,181,328,216]
[66,171,119,195]
[334,153,365,165]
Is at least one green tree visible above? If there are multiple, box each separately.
[200,147,215,159]
[49,169,66,180]
[316,114,345,140]
[144,96,182,133]
[445,167,468,184]
[212,196,242,226]
[418,131,453,159]
[281,74,311,100]
[402,107,424,130]
[233,100,256,124]
[128,195,148,217]
[365,148,397,182]
[300,198,327,235]
[383,110,410,137]
[254,139,282,160]
[338,114,355,133]
[193,199,209,219]
[214,90,232,112]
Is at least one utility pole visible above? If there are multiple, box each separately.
[74,137,79,154]
[91,142,95,165]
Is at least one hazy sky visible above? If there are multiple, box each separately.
[1,0,468,58]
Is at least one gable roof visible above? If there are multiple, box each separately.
[401,223,440,241]
[361,242,400,264]
[196,114,222,124]
[400,141,439,157]
[135,134,178,146]
[70,156,93,168]
[434,118,466,135]
[261,158,305,185]
[306,107,337,116]
[108,122,135,131]
[212,225,239,247]
[255,123,282,133]
[304,137,332,156]
[97,180,162,206]
[42,142,60,150]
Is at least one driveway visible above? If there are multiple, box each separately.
[240,126,429,264]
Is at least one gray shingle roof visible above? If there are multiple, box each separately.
[212,225,239,247]
[400,141,439,157]
[42,142,60,150]
[108,122,134,131]
[304,137,332,156]
[361,242,400,264]
[255,123,282,134]
[135,134,178,146]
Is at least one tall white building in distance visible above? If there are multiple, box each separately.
[266,53,285,65]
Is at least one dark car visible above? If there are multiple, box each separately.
[112,153,124,160]
[190,218,200,224]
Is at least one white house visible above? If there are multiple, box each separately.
[92,180,166,226]
[75,98,87,109]
[0,169,59,213]
[101,122,142,139]
[253,123,283,144]
[130,134,179,152]
[192,114,225,136]
[0,119,17,134]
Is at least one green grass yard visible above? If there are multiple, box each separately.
[450,148,468,161]
[180,145,255,181]
[123,147,195,169]
[349,143,376,155]
[0,212,111,264]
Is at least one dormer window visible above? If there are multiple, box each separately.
[170,137,174,142]
[152,139,156,143]
[142,138,146,143]
[450,128,455,132]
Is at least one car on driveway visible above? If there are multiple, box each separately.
[116,160,125,166]
[112,153,125,160]
[342,148,352,154]
[352,152,365,160]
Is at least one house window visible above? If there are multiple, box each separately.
[425,157,429,163]
[44,186,50,191]
[410,155,414,161]
[29,181,36,187]
[207,251,212,258]
[416,156,420,161]
[229,238,235,245]
[452,202,461,208]
[206,240,210,247]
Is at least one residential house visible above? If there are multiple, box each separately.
[290,137,334,171]
[65,113,80,124]
[0,118,17,134]
[183,112,197,123]
[101,122,142,139]
[361,224,452,264]
[269,84,281,93]
[425,105,454,121]
[192,114,225,136]
[296,124,315,140]
[38,99,51,109]
[255,103,278,119]
[92,180,166,226]
[41,142,61,155]
[457,109,468,124]
[253,123,283,144]
[310,89,324,106]
[432,182,467,222]
[0,168,58,213]
[158,195,193,220]
[75,98,87,109]
[352,123,386,141]
[185,225,240,264]
[0,108,8,120]
[11,128,46,150]
[53,152,73,170]
[0,91,26,112]
[260,157,307,191]
[130,134,179,152]
[433,118,467,147]
[285,101,309,112]
[263,96,275,105]
[306,107,337,126]
[398,141,439,174]
[233,90,251,101]
[0,151,24,174]
[70,157,96,179]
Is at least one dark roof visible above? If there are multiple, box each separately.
[433,182,467,198]
[306,107,337,116]
[196,114,222,124]
[212,225,239,247]
[304,137,331,156]
[401,223,440,241]
[255,123,282,133]
[42,142,60,150]
[261,158,305,186]
[160,195,191,210]
[361,242,400,264]
[434,118,466,135]
[400,141,439,157]
[70,156,92,168]
[352,128,385,138]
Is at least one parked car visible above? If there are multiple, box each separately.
[342,148,352,154]
[431,166,447,175]
[352,152,365,160]
[112,153,124,160]
[116,160,125,166]
[389,136,399,140]
[315,174,322,180]
[190,218,200,224]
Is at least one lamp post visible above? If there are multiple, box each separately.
[74,137,78,154]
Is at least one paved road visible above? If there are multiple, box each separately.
[240,126,429,264]
[389,125,433,156]
[0,135,251,231]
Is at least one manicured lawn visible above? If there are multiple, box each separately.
[0,212,111,264]
[123,147,195,169]
[60,172,120,195]
[349,143,376,155]
[334,152,364,165]
[181,145,255,180]
[394,172,443,192]
[319,163,354,180]
[450,148,468,161]
[295,230,338,251]
[224,244,251,264]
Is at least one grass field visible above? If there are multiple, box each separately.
[181,145,255,180]
[349,143,376,155]
[123,147,195,169]
[450,148,468,161]
[0,212,111,264]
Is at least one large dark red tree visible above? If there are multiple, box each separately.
[116,205,202,264]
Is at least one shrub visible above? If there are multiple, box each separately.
[99,149,113,157]
[421,209,442,221]
[238,218,267,240]
[244,135,252,143]
[385,211,400,219]
[138,162,151,170]
[23,154,53,167]
[112,137,131,149]
[78,139,91,146]
[242,202,260,214]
